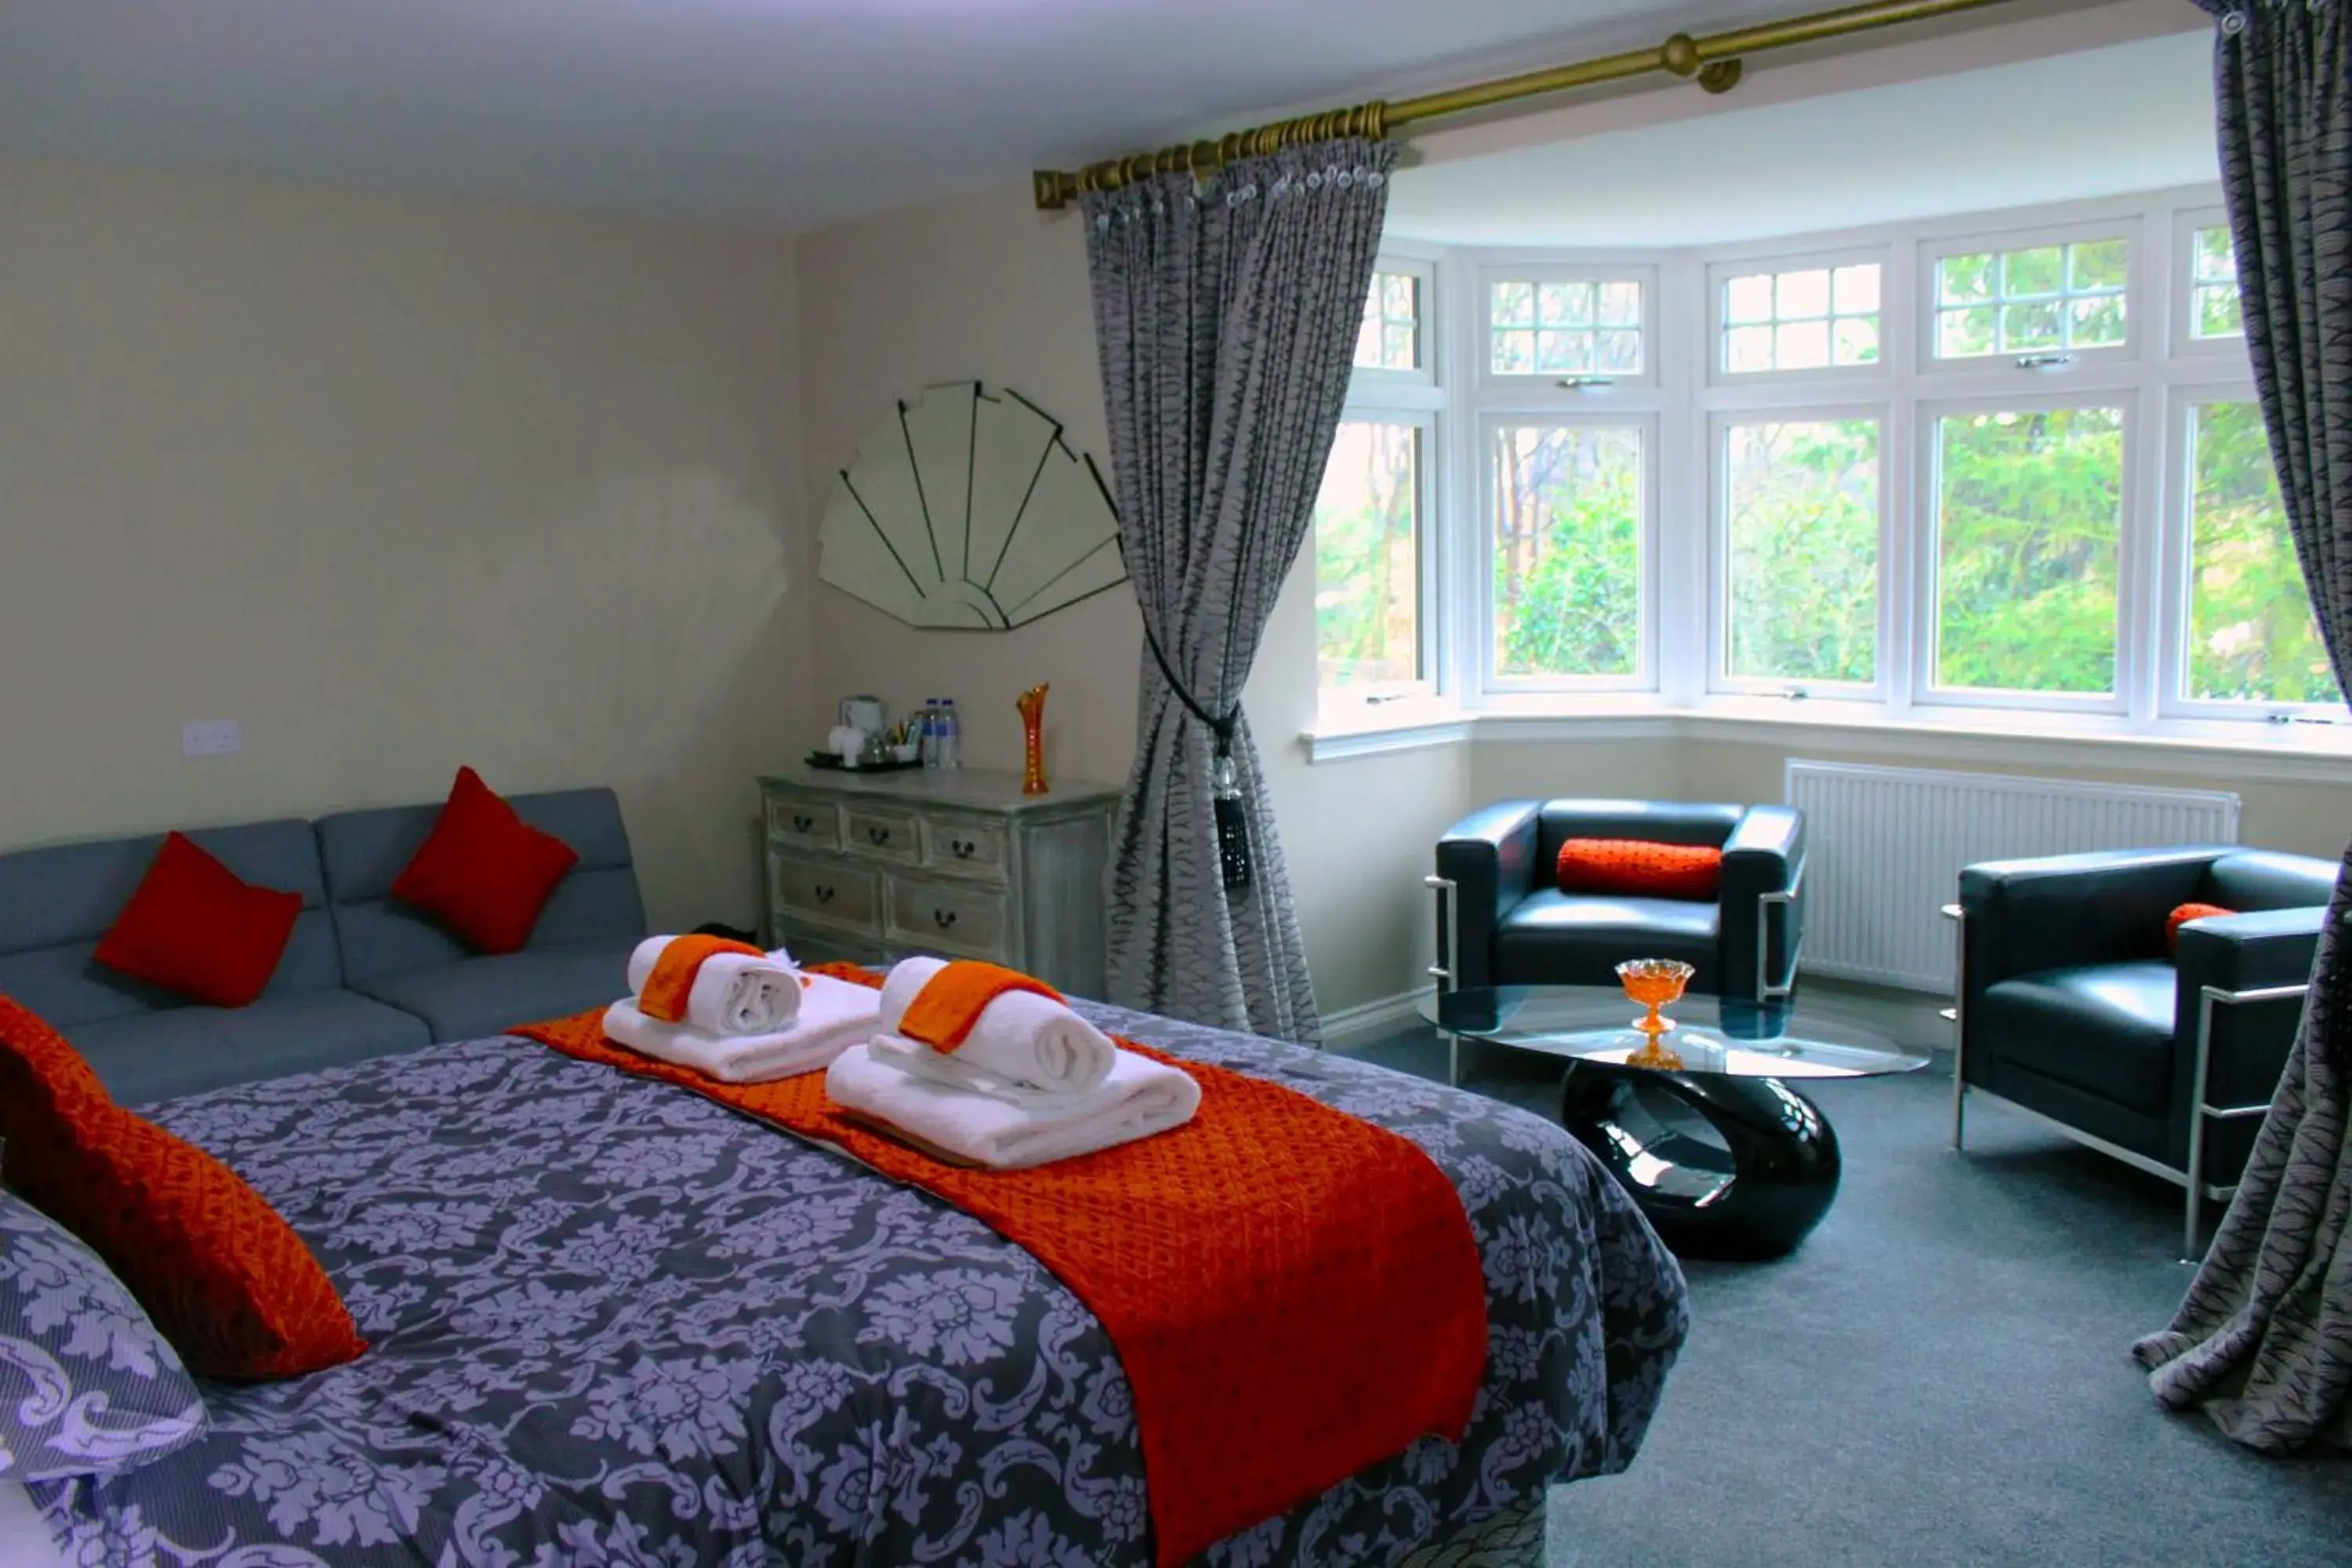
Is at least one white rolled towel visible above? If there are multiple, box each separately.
[603,972,880,1084]
[875,956,1116,1101]
[826,1041,1200,1169]
[626,935,801,1036]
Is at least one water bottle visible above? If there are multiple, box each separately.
[938,699,961,771]
[918,699,940,768]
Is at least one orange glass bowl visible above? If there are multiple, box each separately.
[1617,958,1695,1068]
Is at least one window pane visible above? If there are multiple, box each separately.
[1726,325,1775,373]
[2194,225,2237,284]
[2069,238,2128,292]
[2196,284,2245,339]
[1493,281,1534,326]
[1314,423,1421,688]
[1382,273,1417,318]
[1834,317,1881,365]
[1776,269,1831,319]
[2002,246,2064,296]
[1597,281,1642,326]
[1494,329,1534,374]
[2068,295,2125,347]
[1726,273,1774,324]
[1552,283,1596,327]
[1940,307,1995,358]
[1595,329,1641,373]
[1355,270,1421,370]
[1355,315,1383,367]
[1725,419,1880,684]
[1775,320,1831,370]
[1833,264,1881,314]
[2002,301,2062,350]
[1940,253,1994,304]
[2186,401,2339,705]
[1537,330,1591,373]
[1493,424,1644,678]
[1933,406,2124,695]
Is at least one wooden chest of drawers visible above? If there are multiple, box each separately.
[759,767,1120,997]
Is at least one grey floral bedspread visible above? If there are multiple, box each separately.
[33,1002,1688,1566]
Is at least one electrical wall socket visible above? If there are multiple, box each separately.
[181,720,241,758]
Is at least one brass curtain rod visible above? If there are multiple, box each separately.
[1033,0,2027,210]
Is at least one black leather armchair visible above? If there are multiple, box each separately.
[1431,799,1806,1016]
[1953,845,2337,1254]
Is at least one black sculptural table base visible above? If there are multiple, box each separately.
[1559,1062,1841,1260]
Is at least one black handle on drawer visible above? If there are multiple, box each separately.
[950,839,975,859]
[813,884,836,906]
[791,812,815,832]
[933,909,957,930]
[867,826,892,846]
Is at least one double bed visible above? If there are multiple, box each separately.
[13,998,1688,1566]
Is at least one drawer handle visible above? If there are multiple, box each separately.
[867,826,892,846]
[933,909,958,930]
[950,839,975,859]
[791,812,815,833]
[813,884,836,906]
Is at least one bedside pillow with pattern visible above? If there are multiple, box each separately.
[0,1189,209,1483]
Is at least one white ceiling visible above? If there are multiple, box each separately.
[1385,32,2220,247]
[0,0,1819,232]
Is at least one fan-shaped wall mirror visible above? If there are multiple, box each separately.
[819,382,1127,630]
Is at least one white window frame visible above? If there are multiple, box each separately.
[1913,390,2143,717]
[1354,256,1439,386]
[1316,408,1440,707]
[1479,261,1661,391]
[1708,248,1893,387]
[1918,216,2144,376]
[1479,408,1662,695]
[2160,383,2336,722]
[1318,251,1446,720]
[1708,404,1893,702]
[2172,206,2247,361]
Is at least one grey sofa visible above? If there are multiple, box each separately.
[0,789,646,1105]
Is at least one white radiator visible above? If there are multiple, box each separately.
[1784,760,2241,993]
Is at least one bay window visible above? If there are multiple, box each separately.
[1312,187,2341,746]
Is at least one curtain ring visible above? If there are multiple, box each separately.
[2220,9,2245,35]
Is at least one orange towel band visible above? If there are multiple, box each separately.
[898,960,1064,1052]
[639,935,765,1024]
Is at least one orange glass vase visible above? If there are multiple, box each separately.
[1017,684,1050,795]
[1617,957,1694,1069]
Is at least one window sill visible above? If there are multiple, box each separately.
[1303,695,2352,783]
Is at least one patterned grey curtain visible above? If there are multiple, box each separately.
[1080,140,1398,1040]
[2134,0,2352,1452]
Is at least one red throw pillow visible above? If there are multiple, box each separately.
[93,832,303,1007]
[2166,902,2237,956]
[390,767,579,954]
[1557,837,1725,901]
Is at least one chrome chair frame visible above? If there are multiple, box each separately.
[1943,903,2302,1258]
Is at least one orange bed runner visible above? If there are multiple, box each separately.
[512,965,1487,1566]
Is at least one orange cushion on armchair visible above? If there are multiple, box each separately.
[391,766,579,954]
[1557,837,1725,902]
[2165,902,2237,956]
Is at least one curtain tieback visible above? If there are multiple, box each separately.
[1143,624,1254,893]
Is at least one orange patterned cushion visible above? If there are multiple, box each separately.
[1557,837,1724,901]
[0,994,113,1167]
[2167,902,2237,956]
[0,996,364,1380]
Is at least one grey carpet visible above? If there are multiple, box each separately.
[1348,1009,2352,1568]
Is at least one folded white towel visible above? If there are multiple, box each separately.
[826,1042,1201,1169]
[875,956,1117,1101]
[626,935,801,1036]
[603,973,879,1084]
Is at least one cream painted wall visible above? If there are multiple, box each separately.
[796,183,1468,1026]
[0,155,809,932]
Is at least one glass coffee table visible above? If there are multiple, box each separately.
[1419,985,1931,1259]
